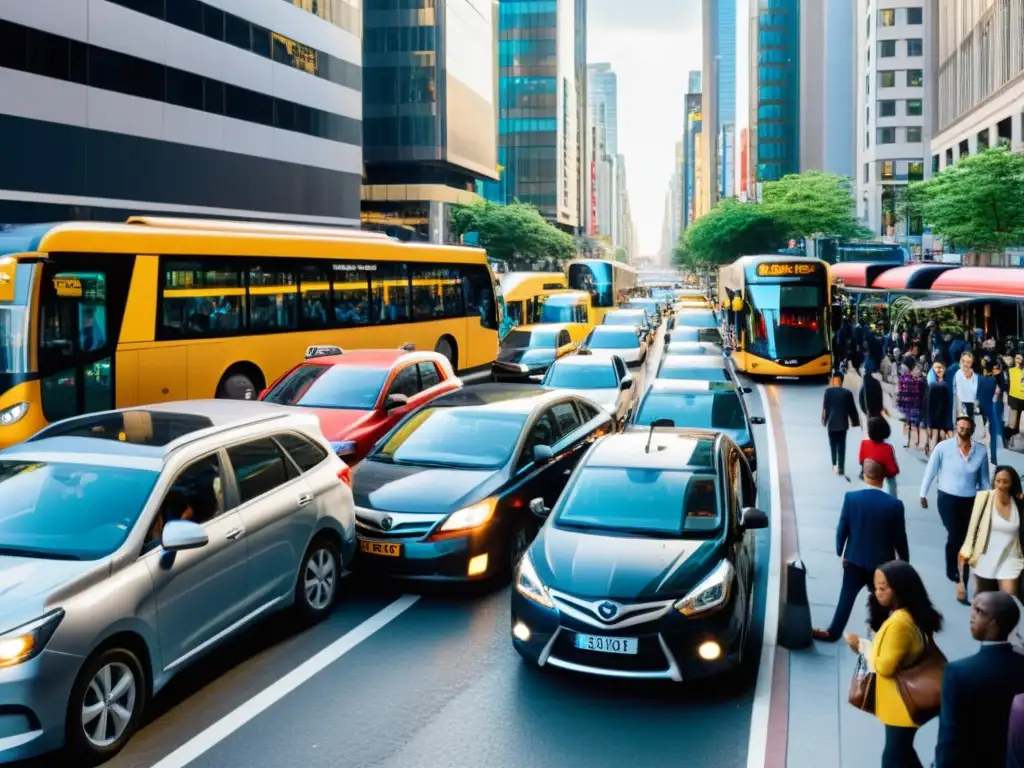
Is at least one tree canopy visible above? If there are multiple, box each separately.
[903,146,1024,253]
[450,200,576,264]
[676,199,789,267]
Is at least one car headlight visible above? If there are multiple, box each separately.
[674,561,734,616]
[331,440,357,457]
[515,551,554,608]
[439,498,497,532]
[0,402,29,426]
[0,610,64,668]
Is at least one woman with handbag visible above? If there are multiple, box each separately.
[960,465,1024,598]
[845,560,944,768]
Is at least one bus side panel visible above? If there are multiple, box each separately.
[738,351,831,377]
[138,346,188,404]
[121,256,159,344]
[115,350,139,408]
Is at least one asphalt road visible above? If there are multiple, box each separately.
[17,325,774,768]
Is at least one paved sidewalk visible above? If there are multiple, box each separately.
[776,376,981,768]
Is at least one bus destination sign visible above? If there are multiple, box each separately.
[756,262,819,278]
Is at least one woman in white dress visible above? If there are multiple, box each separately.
[961,465,1024,597]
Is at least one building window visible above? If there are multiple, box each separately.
[877,127,896,144]
[959,139,969,158]
[906,126,923,143]
[978,128,990,149]
[905,99,923,116]
[865,131,870,148]
[880,161,894,180]
[866,105,871,124]
[879,40,896,57]
[906,38,923,56]
[879,70,896,87]
[906,7,923,24]
[945,147,953,165]
[907,69,924,87]
[865,74,870,95]
[879,100,896,117]
[880,9,895,26]
[932,154,940,174]
[908,161,924,181]
[863,163,870,183]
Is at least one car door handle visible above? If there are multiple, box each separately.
[225,527,245,541]
[297,493,315,507]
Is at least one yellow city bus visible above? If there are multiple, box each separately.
[566,259,639,323]
[498,271,567,328]
[0,218,499,447]
[534,291,594,342]
[718,255,832,377]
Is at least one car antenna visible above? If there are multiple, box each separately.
[645,418,675,453]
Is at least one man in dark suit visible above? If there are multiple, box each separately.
[822,373,860,475]
[935,591,1024,768]
[812,460,909,642]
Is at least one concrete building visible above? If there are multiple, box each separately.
[668,141,685,249]
[587,62,620,238]
[931,0,1024,172]
[588,63,619,156]
[0,0,363,225]
[856,1,930,240]
[702,0,737,210]
[682,74,702,228]
[484,0,582,231]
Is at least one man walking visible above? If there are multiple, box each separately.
[935,591,1024,768]
[812,460,909,642]
[920,416,990,604]
[822,373,860,476]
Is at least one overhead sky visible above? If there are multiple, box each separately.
[588,0,702,256]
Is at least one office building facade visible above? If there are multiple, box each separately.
[588,63,618,156]
[750,0,800,181]
[587,63,619,237]
[484,0,582,231]
[363,0,498,242]
[702,0,737,208]
[669,140,684,248]
[0,0,362,225]
[932,0,1024,172]
[682,72,702,228]
[856,0,929,239]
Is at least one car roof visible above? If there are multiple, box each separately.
[428,384,573,413]
[586,430,721,471]
[660,355,728,369]
[606,308,645,316]
[10,400,319,466]
[646,379,740,394]
[551,354,617,368]
[510,323,569,333]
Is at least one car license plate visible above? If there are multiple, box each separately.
[358,539,402,557]
[574,633,638,655]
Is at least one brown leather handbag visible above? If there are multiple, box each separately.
[895,630,946,726]
[848,652,876,713]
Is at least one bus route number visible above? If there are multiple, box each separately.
[756,263,817,277]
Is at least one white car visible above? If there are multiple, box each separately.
[580,326,649,368]
[541,353,636,427]
[601,308,653,341]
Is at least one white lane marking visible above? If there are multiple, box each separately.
[747,383,783,768]
[150,595,421,768]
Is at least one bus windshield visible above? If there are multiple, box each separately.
[538,301,576,323]
[746,283,827,360]
[569,262,613,307]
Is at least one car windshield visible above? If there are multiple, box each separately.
[0,460,159,560]
[665,343,709,355]
[634,391,747,430]
[674,310,716,328]
[587,328,640,349]
[603,312,645,327]
[658,361,730,382]
[263,364,388,410]
[502,330,557,349]
[544,363,617,389]
[555,468,720,536]
[375,407,528,468]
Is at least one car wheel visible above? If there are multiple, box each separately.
[218,372,257,400]
[294,537,341,623]
[66,647,147,765]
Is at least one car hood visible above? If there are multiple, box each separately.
[532,525,720,600]
[495,348,555,366]
[561,388,619,410]
[0,556,102,627]
[304,407,376,440]
[352,459,501,513]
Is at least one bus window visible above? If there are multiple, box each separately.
[331,265,373,326]
[248,266,298,332]
[411,266,464,320]
[161,262,246,336]
[299,265,331,328]
[462,265,499,330]
[745,284,828,361]
[568,262,613,307]
[371,263,410,323]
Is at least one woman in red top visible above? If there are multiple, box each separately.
[859,416,900,495]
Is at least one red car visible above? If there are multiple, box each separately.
[260,345,462,463]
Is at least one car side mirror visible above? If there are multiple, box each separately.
[532,444,554,464]
[161,519,209,552]
[619,376,633,391]
[750,416,766,425]
[740,507,769,530]
[529,497,551,519]
[742,386,753,394]
[384,393,409,411]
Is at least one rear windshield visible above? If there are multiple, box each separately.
[603,312,645,327]
[634,391,747,431]
[658,360,731,382]
[503,330,557,349]
[0,460,159,560]
[544,362,617,389]
[674,310,716,328]
[263,364,388,410]
[587,328,640,349]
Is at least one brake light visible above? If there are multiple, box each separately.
[337,465,352,486]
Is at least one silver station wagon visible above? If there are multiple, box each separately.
[0,401,356,764]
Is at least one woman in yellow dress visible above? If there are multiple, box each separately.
[845,560,944,768]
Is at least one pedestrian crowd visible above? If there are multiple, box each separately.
[816,321,1024,767]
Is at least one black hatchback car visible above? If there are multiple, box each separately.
[511,428,767,681]
[352,385,613,581]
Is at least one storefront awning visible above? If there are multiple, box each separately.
[830,262,897,288]
[903,295,974,311]
[869,263,958,291]
[930,267,1024,299]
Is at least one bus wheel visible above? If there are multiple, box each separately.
[217,366,264,400]
[434,336,458,370]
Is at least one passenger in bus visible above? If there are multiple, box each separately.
[304,297,328,326]
[80,306,106,352]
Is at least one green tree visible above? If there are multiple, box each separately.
[760,170,870,240]
[680,199,790,266]
[450,200,576,265]
[613,246,628,263]
[904,146,1024,253]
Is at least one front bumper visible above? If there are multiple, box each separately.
[510,590,744,681]
[0,648,83,762]
[354,526,505,582]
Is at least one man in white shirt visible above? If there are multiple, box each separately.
[953,351,980,435]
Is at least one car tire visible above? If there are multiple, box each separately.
[218,372,257,400]
[294,537,342,623]
[65,647,148,766]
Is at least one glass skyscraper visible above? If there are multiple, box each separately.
[715,0,736,198]
[755,0,799,181]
